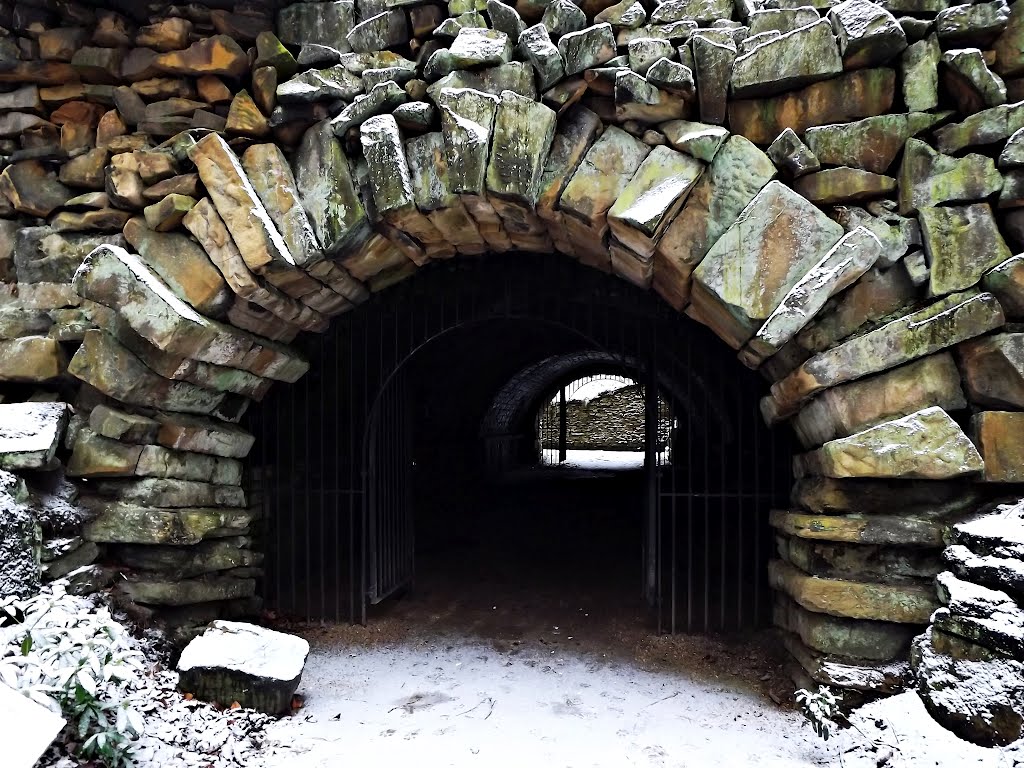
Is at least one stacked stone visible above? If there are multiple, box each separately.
[0,2,374,642]
[0,0,1023,711]
[912,499,1024,745]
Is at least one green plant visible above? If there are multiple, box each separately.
[1,583,145,767]
[796,685,843,741]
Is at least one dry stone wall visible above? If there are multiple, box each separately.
[0,0,1021,735]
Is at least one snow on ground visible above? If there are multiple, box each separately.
[263,633,831,768]
[540,449,660,471]
[842,691,1024,768]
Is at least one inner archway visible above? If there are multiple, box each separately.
[250,253,793,635]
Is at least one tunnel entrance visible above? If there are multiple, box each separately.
[251,254,793,634]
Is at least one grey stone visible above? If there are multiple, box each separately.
[766,128,821,178]
[518,24,565,89]
[294,121,370,259]
[690,180,844,348]
[828,0,907,68]
[732,19,843,97]
[654,135,776,310]
[898,138,1003,215]
[912,630,1024,747]
[645,58,695,96]
[346,10,408,53]
[178,621,309,714]
[901,34,942,112]
[693,33,736,125]
[0,402,68,471]
[542,0,587,38]
[277,1,355,52]
[942,48,1007,112]
[486,90,558,206]
[743,228,882,366]
[276,65,363,103]
[659,119,727,161]
[919,204,1011,297]
[770,290,1006,413]
[558,23,617,76]
[438,87,499,194]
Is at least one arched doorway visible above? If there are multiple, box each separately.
[250,253,792,633]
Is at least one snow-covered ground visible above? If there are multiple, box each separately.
[844,691,1024,768]
[540,448,662,471]
[263,633,829,767]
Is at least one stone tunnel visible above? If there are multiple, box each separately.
[0,0,1024,744]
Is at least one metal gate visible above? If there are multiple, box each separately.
[365,364,414,604]
[249,253,791,630]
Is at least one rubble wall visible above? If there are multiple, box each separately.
[0,0,1023,726]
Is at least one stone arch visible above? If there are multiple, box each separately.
[0,0,1020,716]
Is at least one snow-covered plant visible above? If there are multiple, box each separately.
[0,582,146,767]
[796,685,842,741]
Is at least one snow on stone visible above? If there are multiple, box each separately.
[844,690,1024,767]
[178,621,310,682]
[0,681,65,768]
[0,402,67,467]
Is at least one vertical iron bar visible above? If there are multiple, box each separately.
[558,387,567,463]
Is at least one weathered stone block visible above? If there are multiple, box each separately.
[82,500,252,545]
[958,333,1024,408]
[828,0,907,69]
[243,144,322,268]
[804,113,947,175]
[653,135,776,310]
[791,353,966,447]
[690,180,844,348]
[189,133,292,275]
[607,145,702,260]
[178,622,309,714]
[769,559,938,623]
[771,290,1005,414]
[912,631,1024,748]
[898,138,1004,215]
[732,20,842,97]
[728,68,896,145]
[486,90,557,206]
[971,410,1024,482]
[439,87,500,195]
[919,204,1011,297]
[771,509,946,547]
[74,245,308,382]
[743,228,881,367]
[0,337,64,382]
[794,406,984,480]
[0,402,68,470]
[293,121,369,261]
[775,595,915,661]
[68,331,229,417]
[560,125,650,235]
[123,218,233,319]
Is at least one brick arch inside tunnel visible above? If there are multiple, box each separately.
[0,0,1020,707]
